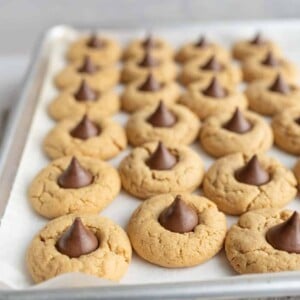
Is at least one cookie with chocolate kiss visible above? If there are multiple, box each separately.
[74,80,98,101]
[159,195,198,233]
[58,157,93,189]
[70,115,100,140]
[147,101,176,127]
[138,73,161,92]
[203,77,227,98]
[235,155,270,186]
[269,73,290,94]
[266,211,300,253]
[146,142,177,170]
[56,217,99,258]
[77,56,99,74]
[223,108,252,134]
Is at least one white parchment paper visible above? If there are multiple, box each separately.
[0,22,300,289]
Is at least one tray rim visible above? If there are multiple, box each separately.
[1,21,300,299]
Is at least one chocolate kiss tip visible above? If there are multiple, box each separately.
[250,32,264,45]
[262,51,279,67]
[78,56,98,74]
[146,142,177,170]
[70,115,100,140]
[147,101,176,127]
[235,155,270,186]
[159,195,198,233]
[266,211,300,254]
[56,217,99,258]
[87,34,104,48]
[269,73,290,94]
[74,80,98,101]
[201,55,223,71]
[203,77,227,98]
[139,51,159,67]
[142,34,155,48]
[138,73,161,92]
[223,108,252,134]
[195,35,209,48]
[57,157,93,189]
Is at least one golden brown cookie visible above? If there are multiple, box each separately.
[43,115,127,160]
[121,52,177,83]
[179,55,241,87]
[272,107,300,155]
[242,52,297,82]
[232,33,282,61]
[48,80,119,121]
[126,102,200,147]
[246,74,300,116]
[225,209,300,274]
[127,193,226,268]
[67,34,121,66]
[176,36,230,63]
[29,156,121,219]
[200,108,273,157]
[119,142,204,199]
[203,153,297,215]
[27,214,131,282]
[179,77,247,119]
[121,74,180,113]
[54,56,119,91]
[123,35,174,61]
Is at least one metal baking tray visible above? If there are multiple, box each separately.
[1,21,300,299]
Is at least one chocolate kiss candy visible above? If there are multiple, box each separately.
[159,195,198,233]
[262,52,279,67]
[146,142,177,170]
[142,34,156,49]
[139,51,159,68]
[147,101,176,127]
[269,73,290,94]
[223,108,252,134]
[56,217,99,258]
[203,77,227,98]
[235,155,270,186]
[266,212,300,253]
[201,55,223,71]
[195,35,209,48]
[87,34,104,48]
[78,56,98,74]
[58,157,93,189]
[250,32,265,45]
[295,117,300,125]
[138,73,161,92]
[74,80,98,101]
[70,115,100,140]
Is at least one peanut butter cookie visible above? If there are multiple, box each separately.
[200,108,273,157]
[126,102,200,147]
[29,156,121,219]
[43,115,127,160]
[27,214,131,282]
[119,142,204,199]
[203,153,297,215]
[127,193,226,267]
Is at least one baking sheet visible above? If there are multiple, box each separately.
[0,22,300,292]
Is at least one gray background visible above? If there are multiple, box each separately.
[0,0,299,124]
